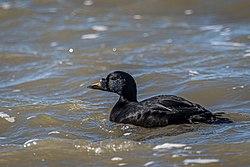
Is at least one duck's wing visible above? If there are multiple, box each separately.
[140,95,215,124]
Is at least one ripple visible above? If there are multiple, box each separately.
[153,143,186,150]
[183,158,219,165]
[81,34,99,40]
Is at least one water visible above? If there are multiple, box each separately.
[0,0,250,166]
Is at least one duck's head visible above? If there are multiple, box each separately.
[88,71,137,102]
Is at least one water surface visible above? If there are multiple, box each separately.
[0,0,250,166]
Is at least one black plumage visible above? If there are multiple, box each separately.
[88,71,231,128]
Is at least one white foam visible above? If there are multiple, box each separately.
[188,70,199,76]
[81,34,99,40]
[0,137,6,139]
[95,147,103,154]
[123,132,132,136]
[111,157,123,161]
[153,143,186,150]
[243,53,250,57]
[12,89,21,92]
[92,25,108,31]
[23,139,39,148]
[0,112,15,123]
[183,158,219,165]
[144,161,154,166]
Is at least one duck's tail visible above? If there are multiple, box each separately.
[212,112,233,124]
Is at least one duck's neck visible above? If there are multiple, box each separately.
[110,95,137,122]
[119,94,137,103]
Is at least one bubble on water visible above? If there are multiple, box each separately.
[121,125,130,130]
[133,15,142,20]
[153,143,186,150]
[144,161,154,166]
[183,158,219,165]
[113,48,117,52]
[69,48,74,53]
[75,145,81,149]
[95,147,103,154]
[111,157,123,161]
[84,0,93,6]
[184,9,193,15]
[92,25,108,31]
[81,34,99,40]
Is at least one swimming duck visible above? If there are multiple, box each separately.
[88,71,230,128]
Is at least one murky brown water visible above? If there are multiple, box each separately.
[0,0,250,166]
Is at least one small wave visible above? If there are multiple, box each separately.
[200,25,223,32]
[111,157,123,161]
[92,25,108,31]
[81,34,99,40]
[153,143,186,150]
[211,41,245,47]
[183,158,219,165]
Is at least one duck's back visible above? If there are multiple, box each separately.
[111,95,215,127]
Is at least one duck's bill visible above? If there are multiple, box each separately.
[87,79,107,91]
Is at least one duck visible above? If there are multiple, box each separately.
[88,71,231,128]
